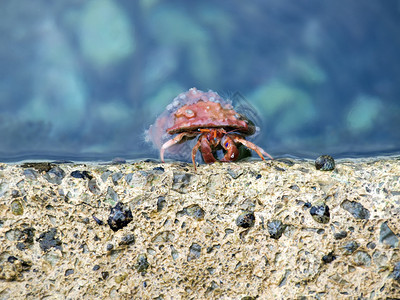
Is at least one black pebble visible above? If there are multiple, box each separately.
[70,170,92,180]
[392,262,400,282]
[16,242,26,251]
[322,252,336,264]
[236,211,255,228]
[157,196,167,212]
[93,265,100,271]
[92,215,104,225]
[37,228,62,252]
[310,203,330,224]
[7,256,18,263]
[267,220,286,239]
[135,254,150,273]
[341,200,370,220]
[120,234,135,246]
[342,241,359,254]
[107,202,133,232]
[152,166,165,172]
[334,231,348,240]
[315,155,335,171]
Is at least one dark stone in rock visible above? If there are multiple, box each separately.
[20,162,54,173]
[125,173,133,184]
[334,231,348,240]
[44,166,65,184]
[8,256,18,263]
[37,228,62,252]
[322,252,336,264]
[106,243,114,251]
[277,158,295,166]
[107,202,133,232]
[125,171,153,187]
[255,174,262,179]
[88,179,100,195]
[267,220,286,239]
[289,185,300,192]
[353,251,371,266]
[177,204,205,221]
[392,262,400,282]
[93,265,100,271]
[101,170,112,182]
[135,254,150,273]
[112,172,123,185]
[10,200,23,215]
[227,168,243,179]
[23,169,38,179]
[16,242,26,251]
[142,158,158,163]
[65,269,74,276]
[310,203,330,224]
[171,245,179,260]
[152,166,164,173]
[11,190,20,198]
[274,166,286,172]
[156,196,166,212]
[101,271,109,279]
[340,200,370,219]
[22,228,35,244]
[172,172,192,193]
[92,215,103,225]
[379,221,399,248]
[106,186,119,203]
[187,243,201,261]
[342,241,359,254]
[315,155,335,171]
[367,242,376,249]
[70,170,92,180]
[120,234,135,246]
[236,211,255,228]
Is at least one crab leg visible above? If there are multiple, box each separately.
[190,138,202,171]
[160,132,197,163]
[200,134,217,164]
[231,135,273,161]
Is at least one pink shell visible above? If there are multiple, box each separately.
[146,88,258,160]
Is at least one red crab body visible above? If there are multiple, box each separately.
[146,88,272,170]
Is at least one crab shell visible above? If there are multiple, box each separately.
[166,100,256,135]
[146,87,259,160]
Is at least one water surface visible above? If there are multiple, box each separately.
[1,0,399,162]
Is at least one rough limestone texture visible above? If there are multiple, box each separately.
[0,157,399,299]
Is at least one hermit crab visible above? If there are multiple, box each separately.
[146,88,273,170]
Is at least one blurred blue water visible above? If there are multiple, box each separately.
[1,0,400,162]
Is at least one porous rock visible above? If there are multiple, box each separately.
[0,158,399,298]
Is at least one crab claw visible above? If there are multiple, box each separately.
[220,135,240,162]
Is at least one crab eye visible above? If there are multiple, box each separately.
[225,142,229,148]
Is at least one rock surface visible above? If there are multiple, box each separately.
[0,157,399,299]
